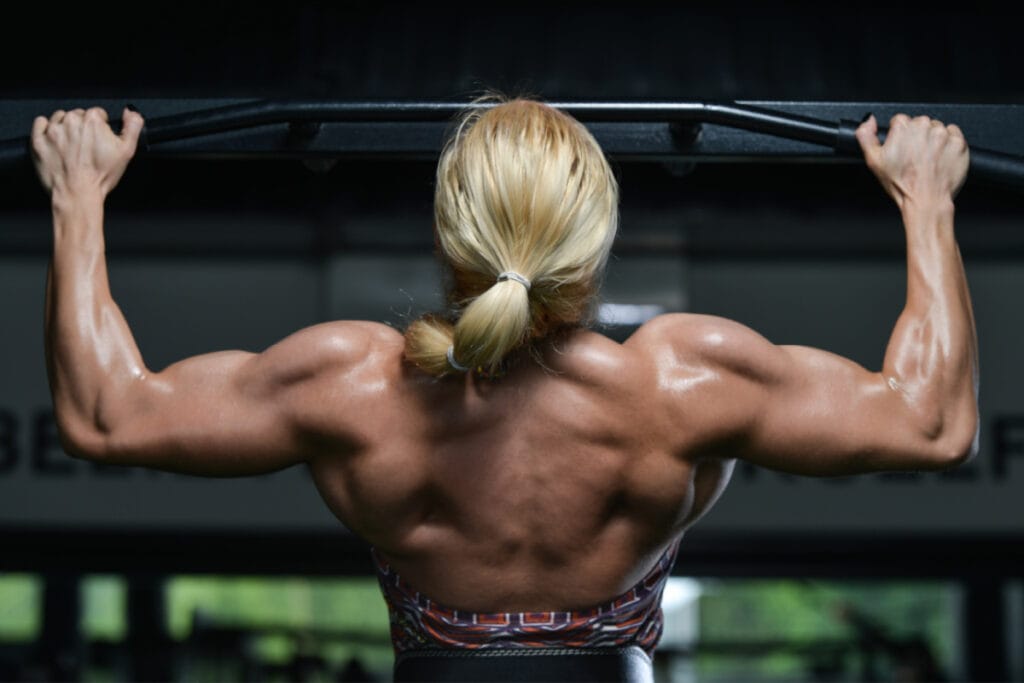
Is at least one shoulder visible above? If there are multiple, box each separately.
[624,315,787,449]
[288,320,403,355]
[628,314,778,368]
[277,320,400,353]
[258,321,404,381]
[255,322,406,442]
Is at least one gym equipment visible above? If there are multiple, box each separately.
[1,99,1022,188]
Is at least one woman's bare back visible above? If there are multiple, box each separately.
[306,324,735,612]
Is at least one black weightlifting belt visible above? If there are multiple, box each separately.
[393,646,655,683]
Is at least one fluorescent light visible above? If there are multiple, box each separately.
[662,577,702,611]
[597,303,666,326]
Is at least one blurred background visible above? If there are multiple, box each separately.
[0,3,1022,681]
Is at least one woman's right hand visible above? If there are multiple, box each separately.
[855,113,969,211]
[31,106,145,201]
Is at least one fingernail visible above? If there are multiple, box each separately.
[860,112,873,124]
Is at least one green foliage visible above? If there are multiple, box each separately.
[696,579,957,681]
[81,575,127,641]
[0,572,962,682]
[165,575,394,675]
[0,574,40,640]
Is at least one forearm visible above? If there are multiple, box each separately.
[46,190,146,455]
[883,197,979,456]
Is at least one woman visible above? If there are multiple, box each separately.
[31,95,977,682]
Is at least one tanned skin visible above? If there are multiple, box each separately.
[32,107,977,612]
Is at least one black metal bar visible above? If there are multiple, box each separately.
[135,100,845,145]
[30,574,82,681]
[964,577,1010,682]
[0,100,904,149]
[3,100,1023,188]
[126,575,173,682]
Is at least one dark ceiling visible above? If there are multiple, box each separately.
[2,3,1020,102]
[1,3,1020,257]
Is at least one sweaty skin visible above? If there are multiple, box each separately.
[32,108,978,612]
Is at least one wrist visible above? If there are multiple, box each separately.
[51,187,106,216]
[900,194,955,224]
[51,188,106,252]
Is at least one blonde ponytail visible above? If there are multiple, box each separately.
[404,93,619,377]
[453,277,532,375]
[404,314,456,377]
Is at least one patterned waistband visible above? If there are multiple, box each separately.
[372,541,680,657]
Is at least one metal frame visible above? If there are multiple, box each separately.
[2,99,1023,188]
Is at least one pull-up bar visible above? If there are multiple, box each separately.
[2,100,1022,188]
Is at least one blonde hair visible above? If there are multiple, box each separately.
[404,93,620,377]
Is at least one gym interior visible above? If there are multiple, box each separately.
[0,5,1021,682]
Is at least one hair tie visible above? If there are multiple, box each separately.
[446,345,471,373]
[497,271,531,291]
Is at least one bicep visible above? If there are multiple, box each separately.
[645,314,945,476]
[100,350,307,476]
[93,321,395,475]
[739,343,934,475]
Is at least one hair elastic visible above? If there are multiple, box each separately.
[497,271,532,291]
[446,345,471,373]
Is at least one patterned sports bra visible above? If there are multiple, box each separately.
[372,539,681,658]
